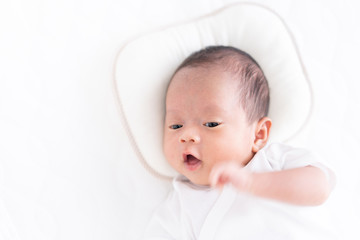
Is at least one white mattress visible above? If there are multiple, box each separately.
[0,0,359,239]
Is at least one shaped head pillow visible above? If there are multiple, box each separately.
[114,3,312,179]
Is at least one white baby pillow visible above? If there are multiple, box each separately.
[114,3,312,179]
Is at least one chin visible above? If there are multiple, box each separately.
[187,176,210,186]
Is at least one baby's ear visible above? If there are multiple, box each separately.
[252,117,272,153]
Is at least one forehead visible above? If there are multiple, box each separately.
[168,66,238,94]
[166,66,241,112]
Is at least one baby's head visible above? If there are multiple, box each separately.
[163,46,272,185]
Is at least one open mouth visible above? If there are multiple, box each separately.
[183,154,202,171]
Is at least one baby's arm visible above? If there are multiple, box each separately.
[210,162,333,206]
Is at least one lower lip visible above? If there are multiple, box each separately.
[184,160,202,171]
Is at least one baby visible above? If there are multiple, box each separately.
[144,46,335,239]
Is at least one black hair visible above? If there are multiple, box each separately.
[172,45,270,123]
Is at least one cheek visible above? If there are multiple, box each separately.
[163,135,170,157]
[163,133,177,161]
[205,130,252,163]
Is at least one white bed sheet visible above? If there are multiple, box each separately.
[0,0,359,239]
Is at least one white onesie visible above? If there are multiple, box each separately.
[143,143,336,240]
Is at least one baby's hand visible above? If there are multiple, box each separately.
[209,161,253,192]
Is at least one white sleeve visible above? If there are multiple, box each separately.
[266,143,336,187]
[142,190,182,240]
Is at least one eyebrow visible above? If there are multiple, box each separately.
[166,105,228,115]
[203,104,229,114]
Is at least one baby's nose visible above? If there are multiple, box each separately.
[179,129,200,143]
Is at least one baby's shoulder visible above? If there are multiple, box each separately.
[250,142,318,171]
[261,142,313,159]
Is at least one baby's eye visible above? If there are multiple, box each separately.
[169,124,183,130]
[204,122,220,128]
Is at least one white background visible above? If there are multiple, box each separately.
[1,0,359,239]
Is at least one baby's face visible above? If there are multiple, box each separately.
[164,66,257,185]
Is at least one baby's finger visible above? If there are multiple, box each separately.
[209,167,221,187]
[209,166,223,187]
[209,164,231,187]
